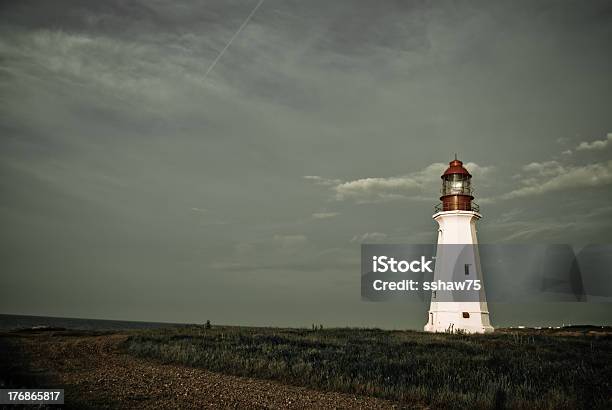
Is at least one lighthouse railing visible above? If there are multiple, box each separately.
[434,202,480,213]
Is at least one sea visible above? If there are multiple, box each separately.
[0,314,192,331]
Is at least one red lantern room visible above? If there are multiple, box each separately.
[437,156,479,212]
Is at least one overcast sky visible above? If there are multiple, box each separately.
[1,0,611,328]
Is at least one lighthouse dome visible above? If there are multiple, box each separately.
[442,159,471,178]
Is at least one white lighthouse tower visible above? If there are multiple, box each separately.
[424,157,494,334]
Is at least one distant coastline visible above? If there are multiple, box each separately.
[0,313,192,331]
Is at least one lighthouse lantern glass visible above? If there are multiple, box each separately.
[442,174,471,196]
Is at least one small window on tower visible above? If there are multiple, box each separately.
[462,312,470,319]
[432,291,437,299]
[464,264,471,275]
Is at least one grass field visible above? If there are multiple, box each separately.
[124,326,611,409]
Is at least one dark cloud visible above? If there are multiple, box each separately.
[1,0,611,327]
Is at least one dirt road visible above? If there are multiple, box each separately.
[3,331,401,409]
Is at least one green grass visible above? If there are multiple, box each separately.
[124,326,611,409]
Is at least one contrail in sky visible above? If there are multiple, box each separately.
[203,0,265,80]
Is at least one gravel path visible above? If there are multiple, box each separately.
[12,332,404,409]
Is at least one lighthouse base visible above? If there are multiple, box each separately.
[424,308,494,334]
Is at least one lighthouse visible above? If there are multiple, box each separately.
[424,157,494,334]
